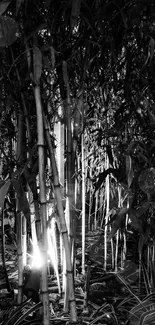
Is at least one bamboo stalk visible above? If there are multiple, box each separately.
[81,133,86,276]
[16,106,25,304]
[62,62,74,251]
[17,211,24,304]
[1,209,12,292]
[111,236,115,270]
[115,186,122,271]
[34,85,49,325]
[104,155,110,271]
[22,214,27,267]
[115,230,119,272]
[94,190,99,230]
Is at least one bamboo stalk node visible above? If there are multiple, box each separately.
[67,270,73,274]
[40,289,49,294]
[61,229,68,234]
[53,185,61,189]
[69,298,76,302]
[39,200,47,205]
[37,142,45,147]
[18,284,24,289]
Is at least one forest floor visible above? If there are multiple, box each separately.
[0,232,146,325]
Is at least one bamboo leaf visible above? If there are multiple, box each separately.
[138,229,150,256]
[141,261,151,295]
[0,0,12,16]
[108,207,128,239]
[33,46,42,85]
[139,167,155,195]
[0,180,5,189]
[140,309,155,325]
[50,46,55,69]
[16,0,24,16]
[13,302,42,325]
[136,201,150,217]
[126,155,134,188]
[12,179,30,219]
[140,38,154,72]
[0,180,11,208]
[148,37,155,62]
[0,16,19,47]
[128,209,143,232]
[70,0,81,31]
[62,60,69,87]
[148,109,155,125]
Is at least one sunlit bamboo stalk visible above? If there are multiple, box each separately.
[54,119,65,284]
[62,61,74,251]
[115,230,119,272]
[104,155,109,271]
[94,190,99,230]
[22,215,27,267]
[1,209,11,292]
[34,83,50,325]
[17,210,24,304]
[88,187,93,231]
[121,232,126,268]
[110,233,115,270]
[81,133,86,275]
[16,109,25,303]
[115,186,122,271]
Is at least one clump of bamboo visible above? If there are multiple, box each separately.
[44,116,77,322]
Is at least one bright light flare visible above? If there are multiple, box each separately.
[30,239,42,269]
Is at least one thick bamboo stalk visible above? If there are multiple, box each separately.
[104,155,110,271]
[62,62,74,250]
[47,221,61,293]
[34,85,49,325]
[17,211,24,304]
[94,190,99,230]
[22,215,27,267]
[115,230,119,272]
[16,109,25,303]
[115,186,122,271]
[1,209,12,292]
[121,232,127,268]
[44,117,77,322]
[111,236,115,270]
[54,121,65,198]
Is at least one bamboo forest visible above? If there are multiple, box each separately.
[0,0,155,324]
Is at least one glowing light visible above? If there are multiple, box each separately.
[30,239,42,269]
